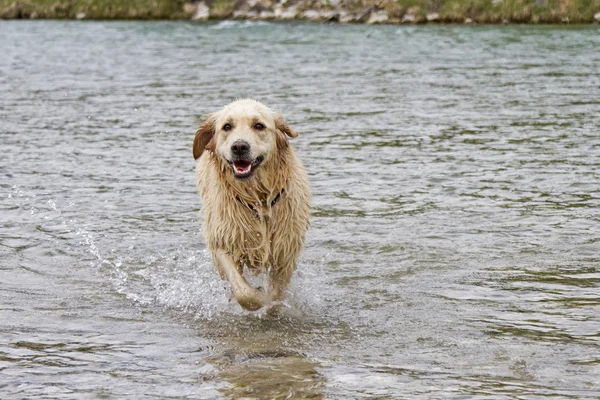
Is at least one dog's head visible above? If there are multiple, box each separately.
[193,99,297,180]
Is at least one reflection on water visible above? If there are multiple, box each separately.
[1,20,599,398]
[217,352,324,399]
[205,316,327,399]
[199,312,352,398]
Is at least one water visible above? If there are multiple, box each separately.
[1,20,599,398]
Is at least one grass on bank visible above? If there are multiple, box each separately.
[0,0,187,19]
[434,0,600,23]
[1,0,599,22]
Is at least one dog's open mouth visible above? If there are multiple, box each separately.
[230,156,264,180]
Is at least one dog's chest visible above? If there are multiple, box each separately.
[233,206,282,268]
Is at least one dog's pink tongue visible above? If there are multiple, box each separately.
[234,161,251,173]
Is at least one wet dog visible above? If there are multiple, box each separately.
[193,99,310,310]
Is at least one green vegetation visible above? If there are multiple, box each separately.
[0,0,187,19]
[209,0,236,18]
[384,0,600,23]
[433,0,600,23]
[1,0,599,22]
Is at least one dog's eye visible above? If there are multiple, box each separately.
[254,123,265,131]
[222,123,232,131]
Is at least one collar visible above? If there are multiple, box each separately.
[236,187,285,218]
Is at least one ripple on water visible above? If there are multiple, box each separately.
[1,21,600,399]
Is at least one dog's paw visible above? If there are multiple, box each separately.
[234,286,267,311]
[237,297,264,311]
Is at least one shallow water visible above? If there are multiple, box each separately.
[1,20,599,399]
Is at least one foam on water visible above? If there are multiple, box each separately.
[209,20,272,30]
[5,184,335,326]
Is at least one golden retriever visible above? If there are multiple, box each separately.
[193,99,310,311]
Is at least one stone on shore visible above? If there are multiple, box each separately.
[192,2,209,20]
[300,9,320,20]
[259,10,275,19]
[183,3,197,15]
[402,13,415,23]
[367,9,388,24]
[338,11,356,23]
[274,5,298,19]
[426,12,439,22]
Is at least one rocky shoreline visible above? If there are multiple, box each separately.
[1,0,600,24]
[184,0,600,24]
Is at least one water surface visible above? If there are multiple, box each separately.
[1,21,599,398]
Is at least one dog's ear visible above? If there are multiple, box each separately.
[274,113,298,138]
[193,114,216,160]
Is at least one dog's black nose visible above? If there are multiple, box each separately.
[231,140,250,156]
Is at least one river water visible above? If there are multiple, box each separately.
[1,20,599,399]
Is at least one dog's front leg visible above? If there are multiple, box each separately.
[214,249,268,311]
[268,262,295,303]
